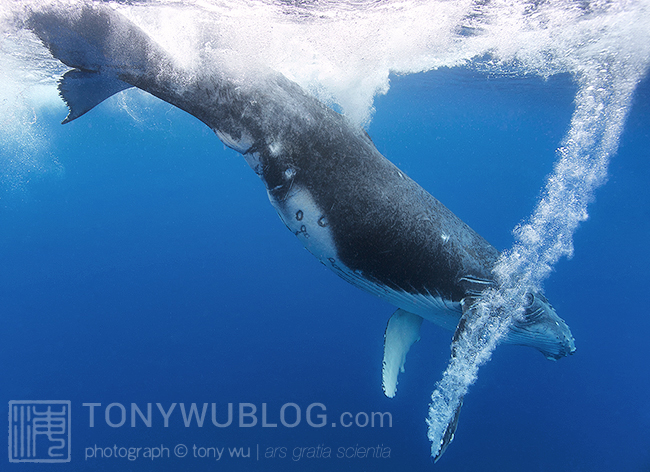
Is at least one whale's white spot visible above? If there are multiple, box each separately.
[214,128,253,154]
[216,129,262,175]
[269,141,283,156]
[269,185,338,269]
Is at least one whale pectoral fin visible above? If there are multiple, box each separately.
[453,296,478,344]
[429,299,476,462]
[58,69,132,124]
[382,309,424,398]
[433,396,463,463]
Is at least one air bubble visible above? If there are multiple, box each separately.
[296,210,303,221]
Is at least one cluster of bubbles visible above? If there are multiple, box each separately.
[423,1,650,457]
[1,0,649,455]
[0,20,65,192]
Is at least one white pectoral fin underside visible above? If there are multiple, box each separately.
[382,309,424,398]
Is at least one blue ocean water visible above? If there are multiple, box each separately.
[2,3,650,471]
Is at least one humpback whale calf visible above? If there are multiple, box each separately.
[26,4,575,461]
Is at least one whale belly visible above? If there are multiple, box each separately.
[269,184,340,270]
[269,185,463,330]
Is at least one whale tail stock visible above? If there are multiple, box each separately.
[26,5,135,123]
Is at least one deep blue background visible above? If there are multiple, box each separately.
[2,67,649,471]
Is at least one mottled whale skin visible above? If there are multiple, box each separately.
[27,3,575,461]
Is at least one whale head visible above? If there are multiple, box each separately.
[508,292,576,360]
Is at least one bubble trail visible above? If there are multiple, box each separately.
[427,59,647,459]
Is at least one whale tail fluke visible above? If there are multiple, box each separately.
[57,69,132,124]
[26,5,167,124]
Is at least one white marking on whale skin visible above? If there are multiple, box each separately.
[269,141,283,156]
[270,182,464,331]
[215,126,261,176]
[269,184,339,270]
[244,152,262,175]
[215,128,254,154]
